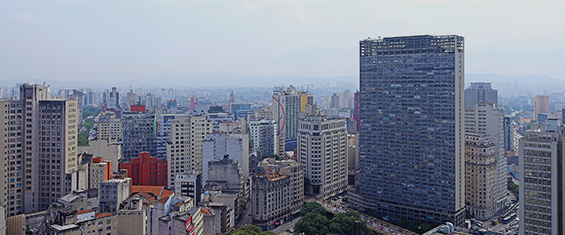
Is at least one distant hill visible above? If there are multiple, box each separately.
[466,73,561,85]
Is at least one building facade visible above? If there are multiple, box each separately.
[166,115,212,188]
[464,82,498,108]
[272,86,300,140]
[358,35,466,225]
[465,102,508,211]
[174,171,202,207]
[534,96,550,121]
[120,152,167,186]
[519,121,565,235]
[121,109,157,162]
[249,120,277,157]
[97,111,122,143]
[297,113,348,199]
[464,133,498,221]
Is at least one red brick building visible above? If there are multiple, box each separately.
[119,152,167,186]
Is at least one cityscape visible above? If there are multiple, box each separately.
[1,1,564,235]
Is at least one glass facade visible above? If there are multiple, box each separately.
[359,35,465,225]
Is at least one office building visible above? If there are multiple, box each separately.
[519,120,565,235]
[353,91,360,132]
[174,171,202,207]
[249,120,277,157]
[97,111,122,143]
[298,91,314,112]
[297,106,348,199]
[121,108,157,162]
[120,152,168,186]
[504,117,512,152]
[0,84,79,215]
[251,159,304,230]
[358,35,465,225]
[77,140,121,172]
[465,82,498,108]
[90,157,113,190]
[272,86,300,140]
[99,178,131,213]
[535,96,549,120]
[166,115,212,188]
[330,93,340,109]
[464,133,497,221]
[465,102,507,211]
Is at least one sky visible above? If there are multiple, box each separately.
[1,0,564,83]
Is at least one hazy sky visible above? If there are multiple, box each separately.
[1,0,564,83]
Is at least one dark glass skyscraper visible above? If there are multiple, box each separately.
[359,35,465,226]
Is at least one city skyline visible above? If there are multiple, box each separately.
[2,1,565,84]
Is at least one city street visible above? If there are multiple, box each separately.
[271,217,302,235]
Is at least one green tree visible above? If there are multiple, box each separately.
[82,106,102,119]
[328,211,370,235]
[294,212,330,235]
[78,131,89,146]
[232,225,276,235]
[263,154,283,161]
[300,202,326,216]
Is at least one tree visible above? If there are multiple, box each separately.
[263,154,283,161]
[300,202,326,216]
[328,211,370,235]
[232,225,276,235]
[294,212,330,235]
[78,131,89,146]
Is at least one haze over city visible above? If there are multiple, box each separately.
[2,0,565,85]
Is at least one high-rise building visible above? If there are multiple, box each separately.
[504,117,512,152]
[535,95,550,120]
[465,102,507,211]
[121,108,157,162]
[465,82,498,108]
[1,84,79,215]
[166,115,212,188]
[464,133,498,220]
[297,106,348,199]
[358,35,465,225]
[97,111,122,143]
[174,171,202,207]
[249,120,277,157]
[272,86,300,140]
[297,91,313,112]
[519,120,564,235]
[330,93,340,109]
[353,91,360,132]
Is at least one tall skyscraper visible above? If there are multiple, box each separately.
[534,95,549,120]
[330,93,340,109]
[297,105,348,199]
[519,120,564,235]
[358,35,465,225]
[0,84,78,215]
[249,120,277,157]
[464,133,497,221]
[272,86,300,140]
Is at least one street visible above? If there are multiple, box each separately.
[271,217,302,235]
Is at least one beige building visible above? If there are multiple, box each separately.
[465,102,507,212]
[166,115,212,188]
[0,84,78,215]
[99,178,131,213]
[252,159,304,230]
[534,95,549,120]
[465,133,497,220]
[97,111,122,143]
[297,106,348,199]
[117,210,146,235]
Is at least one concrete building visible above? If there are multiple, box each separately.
[166,115,212,188]
[297,107,348,199]
[77,140,121,172]
[90,157,113,190]
[249,120,277,158]
[202,132,249,183]
[535,95,550,120]
[117,209,146,235]
[298,91,314,112]
[158,206,203,235]
[97,111,122,143]
[120,152,168,186]
[465,82,498,108]
[519,120,565,235]
[206,155,243,193]
[0,84,79,215]
[358,35,466,225]
[121,108,157,162]
[99,178,131,213]
[465,102,507,211]
[0,206,5,235]
[272,86,300,140]
[330,93,340,109]
[251,159,304,230]
[207,112,234,131]
[464,133,498,221]
[174,171,202,207]
[504,117,512,152]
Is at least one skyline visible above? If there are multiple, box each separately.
[2,0,565,83]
